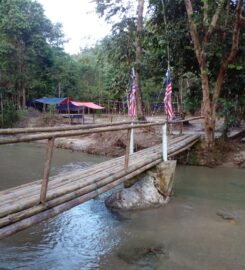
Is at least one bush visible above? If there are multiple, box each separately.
[0,102,19,128]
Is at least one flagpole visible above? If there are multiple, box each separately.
[128,67,136,154]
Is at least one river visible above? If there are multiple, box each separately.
[0,143,245,270]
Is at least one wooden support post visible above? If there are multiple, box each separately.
[82,107,85,125]
[124,128,131,170]
[179,122,183,135]
[93,113,95,124]
[162,123,168,161]
[40,137,55,203]
[67,102,71,125]
[129,123,134,154]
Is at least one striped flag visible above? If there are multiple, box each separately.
[129,67,137,118]
[164,67,174,120]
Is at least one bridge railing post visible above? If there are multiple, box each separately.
[125,123,134,170]
[40,137,55,203]
[124,128,131,170]
[162,123,168,161]
[129,123,134,154]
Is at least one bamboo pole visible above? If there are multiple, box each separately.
[0,122,168,145]
[179,122,183,135]
[67,100,71,125]
[40,137,55,203]
[0,120,147,135]
[129,123,134,154]
[162,123,168,161]
[82,106,85,125]
[124,128,132,170]
[0,116,203,135]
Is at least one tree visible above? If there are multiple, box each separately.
[184,0,245,147]
[94,0,146,120]
[0,0,64,108]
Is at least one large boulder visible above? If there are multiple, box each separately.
[105,161,176,210]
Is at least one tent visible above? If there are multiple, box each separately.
[34,97,70,105]
[70,101,104,110]
[34,97,104,110]
[33,97,104,124]
[58,101,104,113]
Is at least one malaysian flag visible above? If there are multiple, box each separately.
[164,67,174,120]
[129,67,137,118]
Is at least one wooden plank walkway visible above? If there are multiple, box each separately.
[0,134,200,239]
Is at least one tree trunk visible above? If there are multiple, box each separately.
[0,93,4,127]
[200,68,215,148]
[17,90,21,110]
[58,82,61,98]
[184,0,244,149]
[135,0,146,121]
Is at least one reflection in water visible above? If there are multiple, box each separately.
[0,144,245,270]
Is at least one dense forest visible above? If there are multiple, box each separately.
[0,0,244,146]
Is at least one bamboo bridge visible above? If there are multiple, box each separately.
[0,118,202,240]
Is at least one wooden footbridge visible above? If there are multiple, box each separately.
[0,118,202,239]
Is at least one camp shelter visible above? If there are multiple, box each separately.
[70,101,104,110]
[58,101,104,112]
[34,97,71,105]
[33,97,71,112]
[58,101,104,124]
[34,97,104,124]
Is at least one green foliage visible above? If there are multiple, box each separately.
[0,0,244,129]
[0,0,65,104]
[218,98,244,137]
[182,72,202,115]
[0,101,19,128]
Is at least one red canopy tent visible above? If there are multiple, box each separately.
[70,101,104,110]
[60,100,104,124]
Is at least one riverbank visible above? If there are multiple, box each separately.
[15,111,245,168]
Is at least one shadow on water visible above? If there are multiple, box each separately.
[0,144,245,270]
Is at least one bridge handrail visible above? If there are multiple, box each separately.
[0,122,166,145]
[0,120,147,135]
[0,116,203,145]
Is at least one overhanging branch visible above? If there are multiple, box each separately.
[184,0,203,65]
[212,0,245,108]
[241,16,245,24]
[205,0,226,42]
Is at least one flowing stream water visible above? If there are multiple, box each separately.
[0,143,245,270]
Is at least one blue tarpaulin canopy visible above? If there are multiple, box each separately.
[34,97,69,105]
